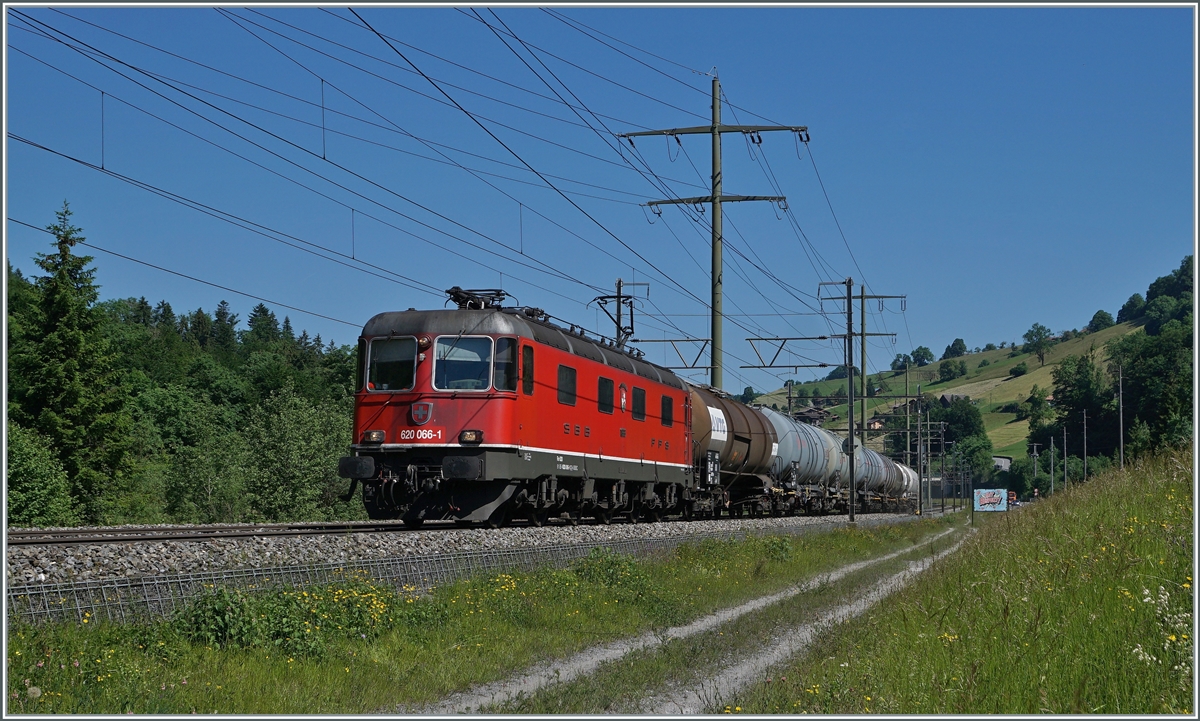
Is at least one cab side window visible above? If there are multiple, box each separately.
[632,387,646,421]
[494,337,518,392]
[660,394,674,427]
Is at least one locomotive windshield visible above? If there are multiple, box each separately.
[368,337,416,391]
[434,336,493,391]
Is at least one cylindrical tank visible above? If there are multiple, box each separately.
[688,385,777,476]
[898,463,918,497]
[758,406,842,486]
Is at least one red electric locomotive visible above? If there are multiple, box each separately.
[338,288,692,527]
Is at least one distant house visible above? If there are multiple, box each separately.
[792,407,831,425]
[866,418,886,431]
[939,393,968,407]
[993,456,1013,471]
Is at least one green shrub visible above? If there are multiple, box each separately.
[571,547,649,593]
[978,359,990,368]
[6,421,80,527]
[1009,362,1028,377]
[176,576,411,657]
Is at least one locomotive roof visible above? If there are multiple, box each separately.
[361,308,684,390]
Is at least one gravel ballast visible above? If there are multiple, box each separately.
[4,514,921,587]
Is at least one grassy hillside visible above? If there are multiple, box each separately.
[731,447,1194,714]
[756,322,1140,459]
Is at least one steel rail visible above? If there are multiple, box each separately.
[5,521,426,546]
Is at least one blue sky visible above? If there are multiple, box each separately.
[4,5,1195,394]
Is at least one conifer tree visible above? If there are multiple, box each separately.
[7,203,133,522]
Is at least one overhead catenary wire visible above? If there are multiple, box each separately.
[345,8,722,332]
[6,44,607,307]
[40,10,685,196]
[18,8,866,391]
[10,18,711,362]
[45,7,702,189]
[7,217,362,329]
[9,11,617,300]
[217,7,699,301]
[470,8,817,356]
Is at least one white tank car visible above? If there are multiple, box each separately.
[854,447,907,497]
[756,406,850,488]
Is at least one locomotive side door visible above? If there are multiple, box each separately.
[518,343,537,447]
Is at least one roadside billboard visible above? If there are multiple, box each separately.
[973,488,1008,512]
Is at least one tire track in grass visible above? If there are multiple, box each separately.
[638,532,973,714]
[404,526,960,715]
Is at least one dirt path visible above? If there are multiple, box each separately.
[403,526,960,715]
[636,535,969,713]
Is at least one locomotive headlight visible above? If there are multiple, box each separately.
[459,429,483,444]
[362,430,386,444]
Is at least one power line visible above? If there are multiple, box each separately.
[10,11,614,298]
[6,43,606,306]
[249,7,658,133]
[542,9,714,85]
[347,8,719,327]
[12,18,717,361]
[450,7,709,123]
[40,11,686,195]
[7,217,362,328]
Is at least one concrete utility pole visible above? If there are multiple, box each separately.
[1029,442,1041,495]
[1064,427,1068,489]
[619,76,806,389]
[1083,409,1088,480]
[857,288,905,455]
[940,423,946,514]
[1118,364,1124,469]
[1050,436,1055,496]
[846,278,855,523]
[916,384,923,516]
[905,365,911,468]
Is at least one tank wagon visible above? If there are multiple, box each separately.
[337,289,917,527]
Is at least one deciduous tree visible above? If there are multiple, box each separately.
[1022,323,1053,366]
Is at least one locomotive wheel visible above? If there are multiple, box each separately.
[561,511,579,526]
[628,508,641,524]
[404,518,424,529]
[454,519,474,528]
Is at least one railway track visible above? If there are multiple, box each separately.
[5,521,431,546]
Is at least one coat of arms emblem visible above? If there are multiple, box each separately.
[411,402,433,426]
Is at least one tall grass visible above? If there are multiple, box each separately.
[5,517,952,714]
[728,447,1194,714]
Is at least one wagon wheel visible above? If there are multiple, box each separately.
[526,508,548,527]
[596,507,613,525]
[561,511,579,526]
